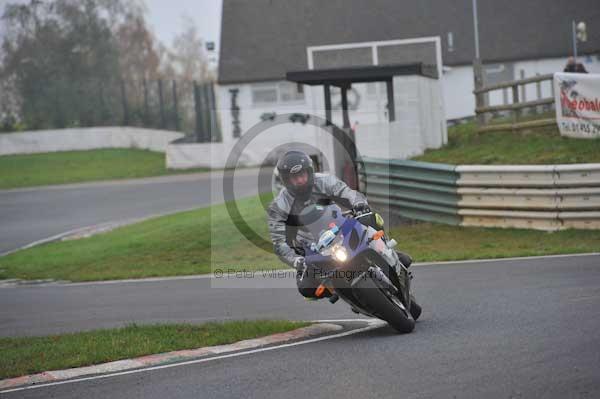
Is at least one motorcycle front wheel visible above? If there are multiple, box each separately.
[354,276,415,333]
[410,299,422,321]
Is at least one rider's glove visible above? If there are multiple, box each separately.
[293,257,307,273]
[353,202,371,215]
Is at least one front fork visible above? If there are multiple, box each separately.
[390,260,412,309]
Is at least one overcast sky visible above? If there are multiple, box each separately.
[0,0,223,52]
[144,0,222,50]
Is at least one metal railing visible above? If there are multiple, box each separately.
[358,157,461,225]
[359,157,600,231]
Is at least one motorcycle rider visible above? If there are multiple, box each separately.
[267,150,413,299]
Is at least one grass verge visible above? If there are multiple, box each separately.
[388,222,600,262]
[0,148,209,189]
[0,194,280,281]
[1,194,599,282]
[0,320,310,379]
[414,121,600,165]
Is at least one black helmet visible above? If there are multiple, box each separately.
[276,150,314,198]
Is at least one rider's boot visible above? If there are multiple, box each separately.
[304,283,333,301]
[315,283,333,298]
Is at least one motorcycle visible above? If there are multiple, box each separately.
[298,202,421,333]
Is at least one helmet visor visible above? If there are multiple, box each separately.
[288,170,309,188]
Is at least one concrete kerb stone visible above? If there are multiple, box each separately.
[0,323,343,390]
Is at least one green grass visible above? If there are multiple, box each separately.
[388,222,600,262]
[0,149,209,189]
[0,194,281,281]
[1,194,599,282]
[414,122,600,165]
[0,320,310,379]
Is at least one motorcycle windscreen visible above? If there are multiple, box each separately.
[297,203,346,239]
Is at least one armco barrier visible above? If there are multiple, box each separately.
[457,165,555,188]
[457,187,600,211]
[358,158,461,225]
[359,158,600,230]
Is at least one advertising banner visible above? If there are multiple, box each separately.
[554,72,600,138]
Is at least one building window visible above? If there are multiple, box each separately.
[447,32,454,52]
[278,82,305,102]
[251,82,305,105]
[251,85,278,104]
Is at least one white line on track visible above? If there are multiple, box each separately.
[0,319,384,395]
[2,253,598,288]
[414,252,600,266]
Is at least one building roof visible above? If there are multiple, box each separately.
[218,0,600,84]
[287,63,437,87]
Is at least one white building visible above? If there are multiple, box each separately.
[168,0,600,175]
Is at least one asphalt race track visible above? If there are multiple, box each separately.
[2,254,599,398]
[0,168,270,255]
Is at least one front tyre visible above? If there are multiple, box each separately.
[385,295,416,333]
[355,277,415,333]
[410,300,422,321]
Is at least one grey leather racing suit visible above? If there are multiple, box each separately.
[267,173,367,268]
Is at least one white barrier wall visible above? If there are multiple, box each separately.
[166,122,337,170]
[166,142,229,169]
[0,127,184,156]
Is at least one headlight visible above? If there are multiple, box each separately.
[332,246,348,262]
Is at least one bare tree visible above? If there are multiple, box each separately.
[163,16,210,82]
[116,12,161,82]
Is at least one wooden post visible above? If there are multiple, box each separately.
[512,83,520,132]
[473,58,486,126]
[519,70,526,116]
[536,73,542,115]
